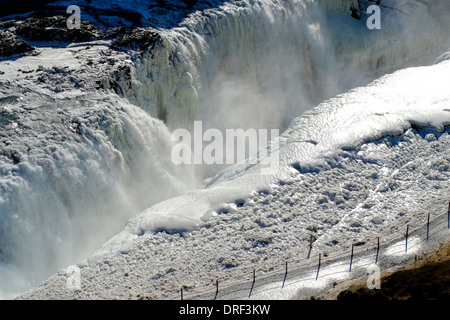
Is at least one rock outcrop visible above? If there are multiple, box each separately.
[0,30,34,59]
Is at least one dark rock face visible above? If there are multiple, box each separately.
[110,28,163,52]
[0,14,162,56]
[15,16,104,43]
[0,30,33,59]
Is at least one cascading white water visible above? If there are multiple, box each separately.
[123,0,359,131]
[0,0,449,299]
[0,91,200,298]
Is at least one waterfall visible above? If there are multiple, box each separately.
[0,92,200,298]
[0,0,448,299]
[115,0,447,176]
[119,0,447,134]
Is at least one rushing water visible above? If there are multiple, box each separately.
[0,0,448,299]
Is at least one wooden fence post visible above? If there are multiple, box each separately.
[249,270,256,298]
[282,261,288,288]
[405,225,409,253]
[375,237,380,264]
[214,279,219,300]
[316,253,321,280]
[349,244,354,272]
[307,234,313,259]
[427,213,430,241]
